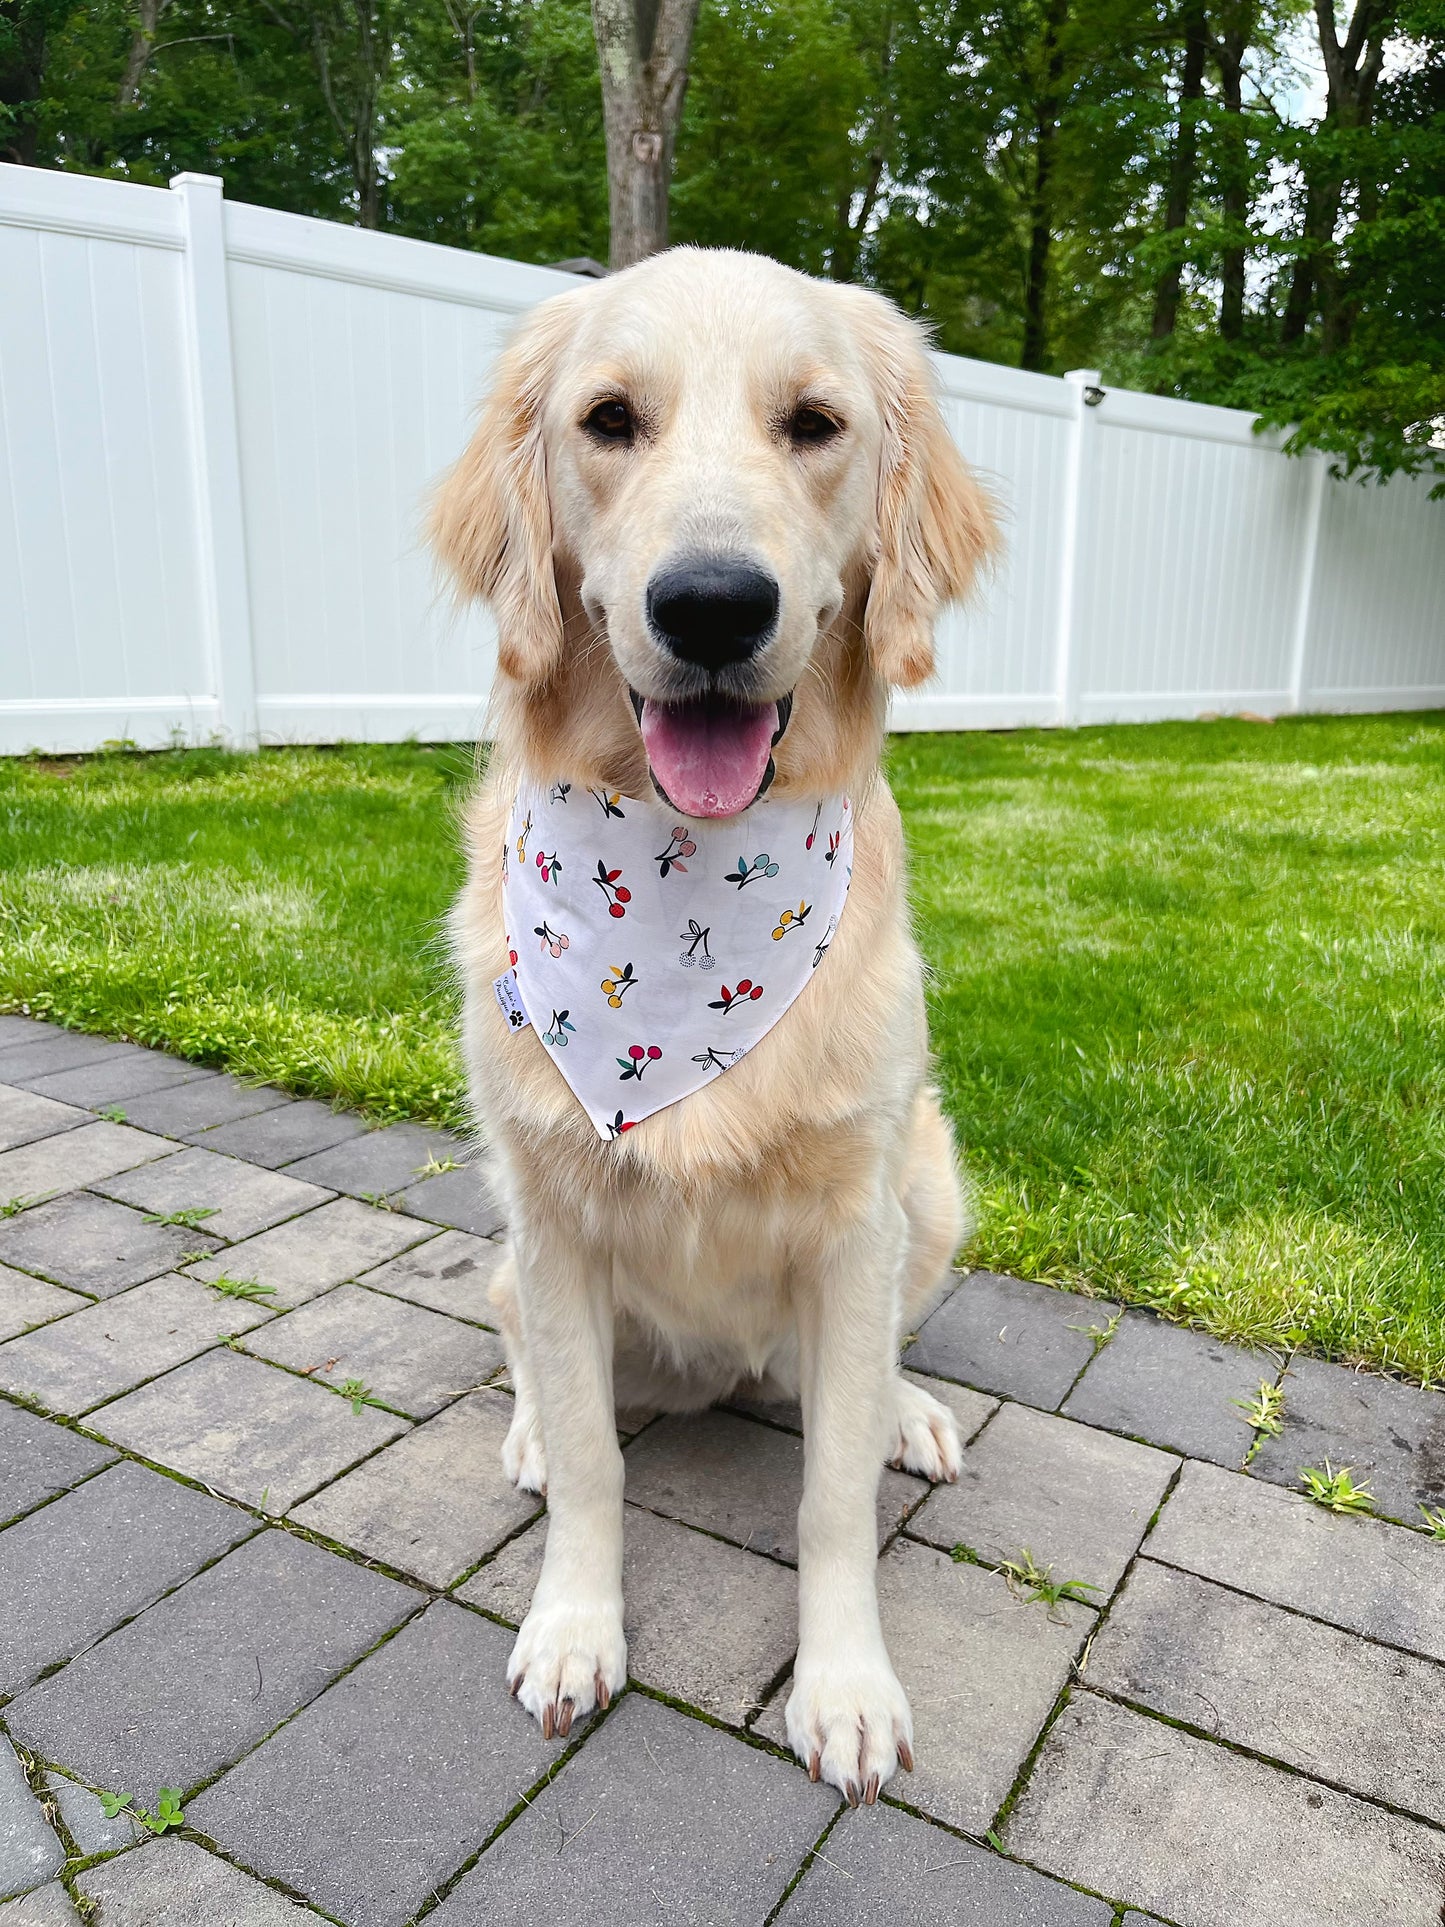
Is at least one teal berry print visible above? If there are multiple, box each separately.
[725,853,780,889]
[593,861,632,917]
[709,978,764,1015]
[617,1044,663,1082]
[544,1009,575,1047]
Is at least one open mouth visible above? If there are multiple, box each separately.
[629,691,794,819]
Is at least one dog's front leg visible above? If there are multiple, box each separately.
[787,1196,912,1804]
[505,1229,626,1739]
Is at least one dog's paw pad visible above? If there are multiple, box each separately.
[507,1599,626,1740]
[889,1378,962,1483]
[785,1649,912,1803]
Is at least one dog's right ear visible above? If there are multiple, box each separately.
[429,291,582,687]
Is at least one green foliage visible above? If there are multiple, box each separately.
[7,0,1441,475]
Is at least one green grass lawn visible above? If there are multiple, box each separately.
[3,715,1442,1382]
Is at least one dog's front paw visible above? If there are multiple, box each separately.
[507,1597,626,1740]
[785,1646,914,1805]
[889,1377,962,1482]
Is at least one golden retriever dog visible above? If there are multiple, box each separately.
[432,247,996,1805]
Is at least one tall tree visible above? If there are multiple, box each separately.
[591,0,700,264]
[1151,0,1208,341]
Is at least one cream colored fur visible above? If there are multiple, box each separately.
[433,247,996,1803]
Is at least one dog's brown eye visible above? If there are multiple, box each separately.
[584,399,634,443]
[789,405,841,446]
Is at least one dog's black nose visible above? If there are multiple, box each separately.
[647,558,780,671]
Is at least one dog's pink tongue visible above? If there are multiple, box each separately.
[640,700,777,818]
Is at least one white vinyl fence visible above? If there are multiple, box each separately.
[2,163,1442,755]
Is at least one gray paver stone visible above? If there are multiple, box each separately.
[24,1054,214,1110]
[725,1369,997,1442]
[623,1409,923,1563]
[0,1274,271,1415]
[904,1272,1120,1409]
[461,1503,798,1724]
[8,1530,417,1796]
[189,1603,557,1927]
[91,1349,408,1513]
[92,1147,332,1243]
[42,1774,135,1855]
[1250,1353,1445,1522]
[0,1123,171,1205]
[0,1032,141,1086]
[397,1163,505,1238]
[1008,1691,1445,1927]
[0,1267,86,1345]
[0,1405,115,1525]
[0,1740,62,1901]
[193,1099,367,1168]
[283,1123,464,1199]
[757,1538,1092,1832]
[907,1401,1177,1593]
[0,1883,78,1924]
[0,1460,253,1694]
[0,1193,221,1298]
[0,1021,49,1047]
[1061,1309,1273,1465]
[433,1692,836,1927]
[245,1284,501,1417]
[1145,1459,1445,1661]
[355,1229,504,1323]
[1088,1557,1445,1825]
[0,1088,88,1155]
[290,1388,535,1586]
[77,1838,321,1923]
[776,1802,1114,1926]
[121,1075,292,1138]
[187,1197,429,1307]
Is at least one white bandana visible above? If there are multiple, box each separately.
[496,782,854,1138]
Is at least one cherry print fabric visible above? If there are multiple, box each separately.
[501,781,854,1138]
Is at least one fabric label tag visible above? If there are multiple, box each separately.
[492,967,531,1032]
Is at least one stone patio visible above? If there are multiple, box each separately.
[1,1013,1443,1926]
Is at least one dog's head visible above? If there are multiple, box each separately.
[433,248,996,816]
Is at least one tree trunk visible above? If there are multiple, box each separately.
[1282,0,1391,343]
[116,0,169,108]
[592,0,701,268]
[0,2,49,162]
[1021,0,1067,372]
[1151,1,1207,342]
[1215,24,1248,340]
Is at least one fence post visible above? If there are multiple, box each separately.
[1052,369,1101,728]
[1287,451,1327,714]
[172,172,257,748]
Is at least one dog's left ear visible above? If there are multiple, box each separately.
[845,289,999,688]
[429,289,585,687]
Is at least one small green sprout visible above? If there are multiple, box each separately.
[0,1194,47,1218]
[96,1789,132,1819]
[93,1786,185,1834]
[413,1155,461,1177]
[998,1549,1101,1619]
[1418,1504,1445,1541]
[360,1190,401,1211]
[1300,1463,1375,1516]
[96,1105,128,1124]
[143,1206,218,1229]
[338,1377,381,1414]
[206,1275,276,1303]
[1233,1380,1285,1441]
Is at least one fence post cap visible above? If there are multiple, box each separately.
[170,173,225,193]
[1063,368,1103,386]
